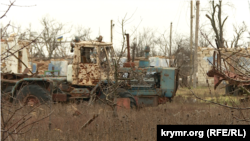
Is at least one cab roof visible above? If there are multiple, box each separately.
[75,41,113,47]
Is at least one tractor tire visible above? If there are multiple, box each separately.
[117,88,137,109]
[15,85,51,106]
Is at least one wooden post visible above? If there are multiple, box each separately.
[193,0,200,88]
[190,0,193,85]
[111,20,113,43]
[169,22,172,67]
[132,43,135,62]
[0,28,2,40]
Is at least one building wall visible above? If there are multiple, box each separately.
[197,47,250,86]
[197,47,214,86]
[1,38,31,74]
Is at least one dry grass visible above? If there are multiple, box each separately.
[2,87,250,141]
[176,86,248,106]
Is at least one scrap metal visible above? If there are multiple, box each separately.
[207,48,250,90]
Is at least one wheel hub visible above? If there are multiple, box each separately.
[25,96,40,106]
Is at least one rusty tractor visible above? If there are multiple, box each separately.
[1,36,179,108]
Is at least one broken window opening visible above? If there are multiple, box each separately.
[80,47,95,64]
[99,46,114,69]
[99,47,107,68]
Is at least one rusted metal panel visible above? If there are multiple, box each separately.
[53,93,67,102]
[125,34,131,62]
[70,88,90,98]
[160,68,176,97]
[77,63,100,86]
[70,93,90,97]
[115,98,130,110]
[70,88,90,94]
[72,49,101,86]
[123,62,135,68]
[72,43,115,86]
[158,97,169,104]
[207,51,250,89]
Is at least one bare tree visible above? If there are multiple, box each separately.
[38,16,71,59]
[88,11,147,112]
[1,1,53,140]
[206,0,228,48]
[155,31,169,57]
[133,28,158,57]
[73,25,92,41]
[199,23,214,47]
[1,0,17,19]
[229,22,248,48]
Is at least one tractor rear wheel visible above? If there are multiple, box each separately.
[15,85,51,106]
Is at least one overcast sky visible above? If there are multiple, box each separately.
[1,0,250,51]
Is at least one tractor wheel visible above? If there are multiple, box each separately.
[117,88,137,109]
[15,85,51,106]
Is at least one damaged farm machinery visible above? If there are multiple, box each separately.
[1,36,179,108]
[207,48,250,96]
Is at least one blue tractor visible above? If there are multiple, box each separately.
[1,39,178,107]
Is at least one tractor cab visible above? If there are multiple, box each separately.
[70,40,115,86]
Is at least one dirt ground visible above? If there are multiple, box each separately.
[2,87,250,141]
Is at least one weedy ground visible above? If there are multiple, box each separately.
[2,86,250,141]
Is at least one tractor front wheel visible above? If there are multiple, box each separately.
[15,85,51,106]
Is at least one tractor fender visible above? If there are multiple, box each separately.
[11,78,53,98]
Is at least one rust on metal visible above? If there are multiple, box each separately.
[164,74,169,77]
[52,93,67,102]
[158,97,169,104]
[71,41,115,86]
[208,50,250,89]
[24,95,40,106]
[59,84,73,92]
[70,93,90,97]
[125,33,130,62]
[116,98,130,110]
[123,62,135,68]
